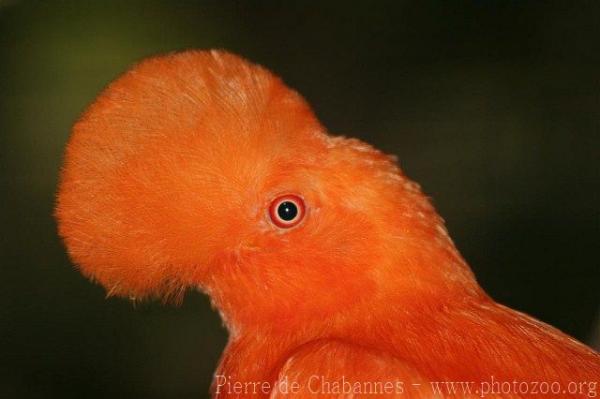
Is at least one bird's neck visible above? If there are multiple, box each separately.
[213,286,488,397]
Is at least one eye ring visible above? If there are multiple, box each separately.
[268,194,306,229]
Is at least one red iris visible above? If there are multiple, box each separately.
[269,194,305,228]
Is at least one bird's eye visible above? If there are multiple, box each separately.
[269,194,305,228]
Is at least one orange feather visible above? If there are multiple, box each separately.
[56,50,599,398]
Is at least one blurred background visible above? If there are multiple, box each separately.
[1,1,598,398]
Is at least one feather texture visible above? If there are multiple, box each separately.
[56,50,599,398]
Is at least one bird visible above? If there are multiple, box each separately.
[55,50,599,398]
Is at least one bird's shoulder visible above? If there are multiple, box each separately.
[270,338,438,398]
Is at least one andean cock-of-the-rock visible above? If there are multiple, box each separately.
[56,50,600,398]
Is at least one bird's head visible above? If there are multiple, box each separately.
[56,50,479,332]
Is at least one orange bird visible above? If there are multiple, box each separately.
[56,50,599,398]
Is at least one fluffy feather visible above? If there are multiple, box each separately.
[56,50,599,398]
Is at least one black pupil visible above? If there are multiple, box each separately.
[277,201,298,221]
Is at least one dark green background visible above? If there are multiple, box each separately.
[1,1,598,398]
